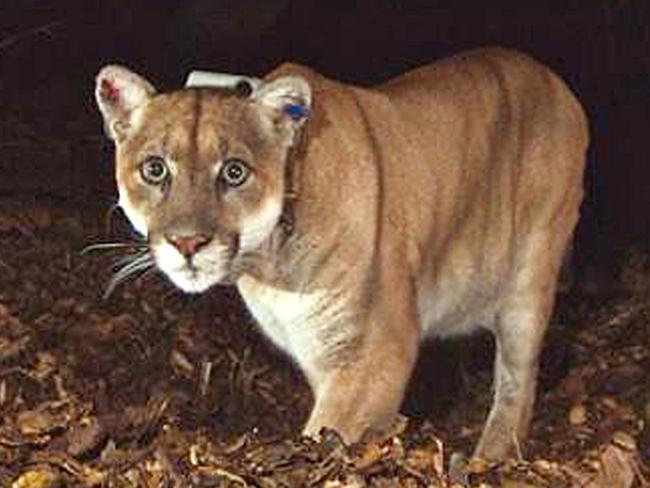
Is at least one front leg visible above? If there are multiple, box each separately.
[303,317,419,443]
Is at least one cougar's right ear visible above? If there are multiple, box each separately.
[95,65,156,141]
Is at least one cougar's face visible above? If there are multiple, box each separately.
[95,66,311,293]
[120,92,286,291]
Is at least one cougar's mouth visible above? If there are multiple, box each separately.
[152,235,238,293]
[150,197,283,294]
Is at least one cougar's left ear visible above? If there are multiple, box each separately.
[95,65,156,141]
[252,76,312,135]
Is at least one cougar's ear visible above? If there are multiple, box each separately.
[95,65,156,141]
[251,76,311,135]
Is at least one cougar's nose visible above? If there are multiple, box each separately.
[166,233,212,257]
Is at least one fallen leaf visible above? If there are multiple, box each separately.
[12,467,62,488]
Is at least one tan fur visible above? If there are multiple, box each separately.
[95,47,588,460]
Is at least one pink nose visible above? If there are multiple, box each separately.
[166,233,212,257]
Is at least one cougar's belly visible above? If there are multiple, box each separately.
[415,268,506,338]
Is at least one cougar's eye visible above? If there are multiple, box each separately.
[220,158,250,187]
[140,156,168,185]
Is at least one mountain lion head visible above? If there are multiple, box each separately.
[95,66,311,292]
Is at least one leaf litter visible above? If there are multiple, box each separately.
[0,201,648,487]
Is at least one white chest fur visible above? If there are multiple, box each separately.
[236,274,352,384]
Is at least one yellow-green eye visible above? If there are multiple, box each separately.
[141,156,168,185]
[220,158,250,187]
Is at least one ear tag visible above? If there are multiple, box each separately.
[283,103,310,121]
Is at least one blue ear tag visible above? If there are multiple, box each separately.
[283,104,310,121]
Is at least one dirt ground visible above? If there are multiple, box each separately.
[0,201,648,487]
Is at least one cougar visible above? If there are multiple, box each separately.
[95,47,588,460]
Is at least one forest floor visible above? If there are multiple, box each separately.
[0,200,648,487]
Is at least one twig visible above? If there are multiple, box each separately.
[210,468,249,487]
[154,448,185,487]
[512,430,524,462]
[0,21,62,52]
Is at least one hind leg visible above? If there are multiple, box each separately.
[474,229,573,460]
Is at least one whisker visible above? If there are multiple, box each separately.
[109,251,150,271]
[114,253,153,274]
[110,258,152,284]
[104,201,122,235]
[104,263,154,300]
[134,266,158,285]
[81,241,148,255]
[103,252,155,300]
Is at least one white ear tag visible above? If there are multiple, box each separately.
[185,71,262,93]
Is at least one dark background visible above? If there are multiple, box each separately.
[1,1,649,285]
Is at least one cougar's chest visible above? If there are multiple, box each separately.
[236,274,350,383]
